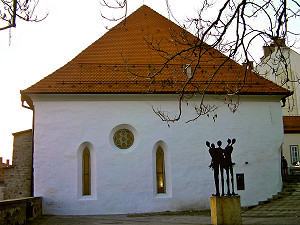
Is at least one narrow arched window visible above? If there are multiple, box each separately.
[156,146,166,194]
[82,147,91,195]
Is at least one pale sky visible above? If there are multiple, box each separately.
[0,0,299,162]
[0,0,201,162]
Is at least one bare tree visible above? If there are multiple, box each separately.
[0,0,47,31]
[101,0,299,123]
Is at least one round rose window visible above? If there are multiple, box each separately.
[113,129,134,149]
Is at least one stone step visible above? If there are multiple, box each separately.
[278,191,293,197]
[271,194,281,200]
[252,176,300,208]
[283,178,300,183]
[284,183,300,187]
[281,187,295,192]
[258,200,270,205]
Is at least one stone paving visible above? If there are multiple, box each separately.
[26,214,300,225]
[26,175,300,224]
[242,175,300,217]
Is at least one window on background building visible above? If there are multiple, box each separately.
[156,146,166,194]
[290,145,299,165]
[82,147,91,195]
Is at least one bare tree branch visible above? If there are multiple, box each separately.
[101,0,299,123]
[0,0,47,31]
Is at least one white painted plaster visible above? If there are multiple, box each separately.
[30,94,285,215]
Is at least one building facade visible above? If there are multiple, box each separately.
[20,5,290,215]
[256,40,300,168]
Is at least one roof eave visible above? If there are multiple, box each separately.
[21,90,291,96]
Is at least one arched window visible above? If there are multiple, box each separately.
[156,146,166,194]
[82,147,91,195]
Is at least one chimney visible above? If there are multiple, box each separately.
[186,64,192,79]
[262,38,286,60]
[248,61,253,70]
[273,38,286,47]
[263,45,275,58]
[242,61,254,70]
[0,157,2,164]
[6,159,9,165]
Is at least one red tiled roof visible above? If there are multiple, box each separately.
[283,116,300,133]
[21,5,290,96]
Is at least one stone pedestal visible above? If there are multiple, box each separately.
[211,195,242,225]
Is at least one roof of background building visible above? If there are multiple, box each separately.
[21,5,290,96]
[283,116,300,133]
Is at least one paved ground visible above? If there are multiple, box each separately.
[26,214,300,225]
[242,175,300,218]
[26,175,300,224]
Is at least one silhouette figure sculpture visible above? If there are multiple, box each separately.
[224,138,236,195]
[207,141,225,196]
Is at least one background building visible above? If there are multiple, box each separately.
[256,39,300,168]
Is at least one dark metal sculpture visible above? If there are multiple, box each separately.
[207,141,224,196]
[224,139,236,196]
[207,138,237,196]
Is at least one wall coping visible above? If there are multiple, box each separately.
[1,165,14,170]
[12,129,32,137]
[0,197,41,205]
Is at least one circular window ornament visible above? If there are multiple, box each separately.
[113,129,134,149]
[109,124,138,154]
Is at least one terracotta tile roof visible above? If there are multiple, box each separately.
[283,116,300,133]
[21,5,290,96]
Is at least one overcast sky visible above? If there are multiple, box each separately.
[0,0,299,162]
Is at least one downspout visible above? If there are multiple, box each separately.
[30,107,35,197]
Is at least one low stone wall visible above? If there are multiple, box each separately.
[0,197,42,225]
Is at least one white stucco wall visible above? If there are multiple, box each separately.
[30,94,284,215]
